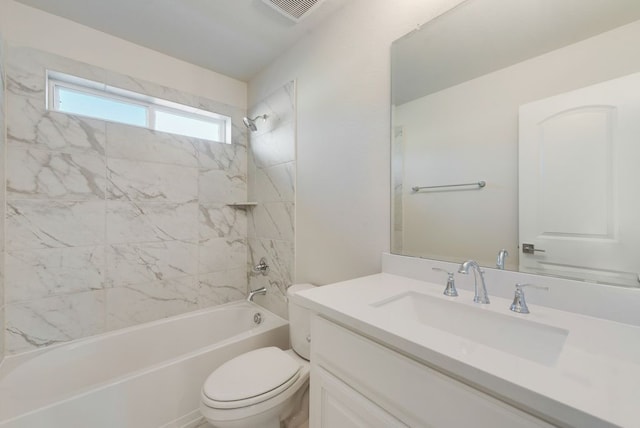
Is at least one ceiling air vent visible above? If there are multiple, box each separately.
[261,0,328,23]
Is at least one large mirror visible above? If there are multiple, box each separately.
[391,0,640,288]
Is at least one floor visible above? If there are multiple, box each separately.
[192,418,309,428]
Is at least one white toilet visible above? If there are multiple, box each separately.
[200,284,315,428]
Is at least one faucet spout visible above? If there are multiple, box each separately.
[458,260,490,304]
[247,287,266,302]
[496,249,509,270]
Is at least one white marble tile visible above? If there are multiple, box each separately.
[198,168,246,203]
[107,201,198,244]
[230,119,249,149]
[104,72,243,119]
[254,162,295,202]
[249,202,295,241]
[199,203,247,240]
[0,306,4,359]
[250,121,296,169]
[7,146,106,200]
[7,93,106,155]
[5,290,106,354]
[5,246,105,303]
[248,81,296,135]
[104,73,203,111]
[248,238,294,301]
[106,123,198,167]
[247,142,257,202]
[0,35,5,359]
[106,240,198,287]
[2,46,263,353]
[198,237,247,274]
[198,268,247,308]
[6,200,106,250]
[7,45,107,100]
[107,158,198,203]
[196,139,246,174]
[105,276,201,330]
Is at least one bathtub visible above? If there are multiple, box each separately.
[0,301,289,428]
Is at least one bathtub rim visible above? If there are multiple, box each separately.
[0,301,289,424]
[1,299,284,370]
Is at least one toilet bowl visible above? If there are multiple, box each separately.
[200,284,315,428]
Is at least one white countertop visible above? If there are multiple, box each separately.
[294,273,640,428]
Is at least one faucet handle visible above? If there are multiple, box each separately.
[432,268,458,297]
[510,283,549,314]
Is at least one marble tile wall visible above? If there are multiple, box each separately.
[247,82,296,318]
[3,46,249,355]
[0,32,6,361]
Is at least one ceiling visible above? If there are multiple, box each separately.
[14,0,349,81]
[392,0,640,105]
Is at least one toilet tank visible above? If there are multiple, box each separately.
[287,283,316,360]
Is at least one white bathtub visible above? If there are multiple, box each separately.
[0,301,289,428]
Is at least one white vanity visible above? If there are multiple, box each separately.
[293,255,640,428]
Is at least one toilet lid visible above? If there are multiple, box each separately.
[203,347,301,407]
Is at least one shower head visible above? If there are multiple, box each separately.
[243,114,268,132]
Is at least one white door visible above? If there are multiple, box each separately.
[519,73,640,287]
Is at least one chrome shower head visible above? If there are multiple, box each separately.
[242,114,268,132]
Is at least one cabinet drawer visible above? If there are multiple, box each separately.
[312,316,555,428]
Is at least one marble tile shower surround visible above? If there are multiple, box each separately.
[0,34,7,361]
[3,45,250,355]
[247,81,296,319]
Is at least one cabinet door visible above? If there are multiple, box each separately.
[312,316,556,428]
[310,365,408,428]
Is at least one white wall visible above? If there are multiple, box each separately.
[249,0,466,285]
[0,0,246,109]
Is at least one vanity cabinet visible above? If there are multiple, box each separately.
[309,316,555,428]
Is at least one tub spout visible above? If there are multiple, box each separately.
[247,287,267,302]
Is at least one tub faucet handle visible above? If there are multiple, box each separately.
[432,267,458,297]
[253,257,269,275]
[509,283,549,314]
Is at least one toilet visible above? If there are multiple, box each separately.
[200,284,315,428]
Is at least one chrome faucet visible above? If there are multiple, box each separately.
[509,283,549,314]
[458,260,490,304]
[496,249,509,270]
[247,287,266,302]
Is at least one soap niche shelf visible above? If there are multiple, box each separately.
[227,202,258,209]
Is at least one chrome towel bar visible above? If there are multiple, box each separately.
[411,181,486,193]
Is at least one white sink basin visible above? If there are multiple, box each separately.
[372,291,568,366]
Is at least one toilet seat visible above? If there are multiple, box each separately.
[202,347,301,410]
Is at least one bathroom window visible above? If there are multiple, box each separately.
[47,71,231,143]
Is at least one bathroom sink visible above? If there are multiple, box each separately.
[371,291,568,366]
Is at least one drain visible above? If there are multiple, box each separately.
[253,312,263,325]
